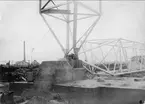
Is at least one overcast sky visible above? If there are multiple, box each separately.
[0,1,145,63]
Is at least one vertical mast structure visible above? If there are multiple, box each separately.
[66,0,70,54]
[73,0,78,58]
[39,0,101,59]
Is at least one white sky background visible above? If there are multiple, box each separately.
[0,1,145,63]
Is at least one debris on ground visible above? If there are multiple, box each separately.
[26,96,49,104]
[23,95,68,104]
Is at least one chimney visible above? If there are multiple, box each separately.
[23,41,26,62]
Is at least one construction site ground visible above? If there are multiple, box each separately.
[56,76,145,89]
[8,76,145,104]
[7,60,145,104]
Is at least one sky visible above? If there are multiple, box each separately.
[0,0,145,63]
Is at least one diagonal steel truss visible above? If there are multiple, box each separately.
[39,0,101,58]
[80,38,145,76]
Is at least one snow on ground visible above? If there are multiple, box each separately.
[57,77,145,90]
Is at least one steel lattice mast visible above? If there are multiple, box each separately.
[39,0,101,59]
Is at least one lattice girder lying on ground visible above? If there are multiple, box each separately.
[79,38,145,76]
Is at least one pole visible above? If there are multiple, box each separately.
[73,0,78,58]
[23,41,26,62]
[66,0,70,55]
[31,48,34,63]
[39,0,41,13]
